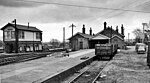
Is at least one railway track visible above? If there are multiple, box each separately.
[65,60,109,83]
[0,52,51,66]
[0,49,66,66]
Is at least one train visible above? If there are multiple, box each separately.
[95,43,118,60]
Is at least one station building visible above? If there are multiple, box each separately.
[68,25,93,51]
[1,23,42,53]
[68,22,126,51]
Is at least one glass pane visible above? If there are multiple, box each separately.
[11,31,15,39]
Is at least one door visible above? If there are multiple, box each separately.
[80,42,83,49]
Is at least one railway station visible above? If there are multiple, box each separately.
[1,45,150,82]
[1,0,150,83]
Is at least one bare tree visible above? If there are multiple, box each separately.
[133,28,143,43]
[49,39,61,48]
[132,28,144,43]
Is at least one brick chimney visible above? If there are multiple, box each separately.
[28,22,29,29]
[89,27,92,35]
[116,26,118,33]
[121,24,124,35]
[104,22,107,30]
[82,24,85,34]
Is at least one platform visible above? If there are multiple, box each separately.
[0,49,94,83]
[99,46,150,83]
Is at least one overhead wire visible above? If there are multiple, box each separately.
[99,0,141,19]
[14,0,150,14]
[105,0,150,19]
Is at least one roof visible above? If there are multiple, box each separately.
[96,27,124,38]
[135,43,146,46]
[111,35,124,40]
[68,32,93,40]
[1,23,42,32]
[91,34,110,40]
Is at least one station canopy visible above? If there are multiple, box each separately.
[91,34,110,40]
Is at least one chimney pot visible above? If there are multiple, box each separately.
[28,22,29,28]
[116,26,118,32]
[121,24,124,35]
[89,27,92,35]
[82,24,85,34]
[104,22,107,30]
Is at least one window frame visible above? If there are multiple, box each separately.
[36,32,40,39]
[19,31,25,39]
[11,31,15,39]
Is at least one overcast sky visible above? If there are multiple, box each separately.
[1,0,150,42]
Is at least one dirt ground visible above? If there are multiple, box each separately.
[98,46,150,83]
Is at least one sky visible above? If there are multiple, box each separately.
[1,0,150,42]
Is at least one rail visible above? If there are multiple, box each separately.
[67,60,109,83]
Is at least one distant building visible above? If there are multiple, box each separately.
[95,22,126,49]
[68,25,93,51]
[68,22,126,50]
[1,23,42,53]
[89,33,110,48]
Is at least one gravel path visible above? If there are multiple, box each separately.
[97,46,150,83]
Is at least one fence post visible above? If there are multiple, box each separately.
[147,42,150,67]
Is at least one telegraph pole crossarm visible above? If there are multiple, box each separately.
[69,23,76,37]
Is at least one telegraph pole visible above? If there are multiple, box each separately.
[110,26,112,43]
[142,23,146,43]
[63,27,65,49]
[128,33,130,45]
[69,23,76,37]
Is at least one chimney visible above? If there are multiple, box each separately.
[104,22,107,30]
[121,24,124,35]
[28,22,29,28]
[116,26,118,33]
[89,27,92,35]
[82,24,85,34]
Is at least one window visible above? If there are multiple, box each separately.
[4,31,12,39]
[11,31,15,39]
[19,31,24,39]
[4,31,15,39]
[36,32,40,39]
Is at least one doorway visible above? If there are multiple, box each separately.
[80,42,83,49]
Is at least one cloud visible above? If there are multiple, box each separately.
[0,0,43,7]
[0,0,150,24]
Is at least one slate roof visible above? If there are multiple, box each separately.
[96,27,124,38]
[111,35,124,40]
[1,23,42,32]
[68,32,93,40]
[91,34,110,40]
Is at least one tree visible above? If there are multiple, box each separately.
[49,39,61,48]
[132,28,144,43]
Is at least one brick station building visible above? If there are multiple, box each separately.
[1,22,42,53]
[69,22,126,51]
